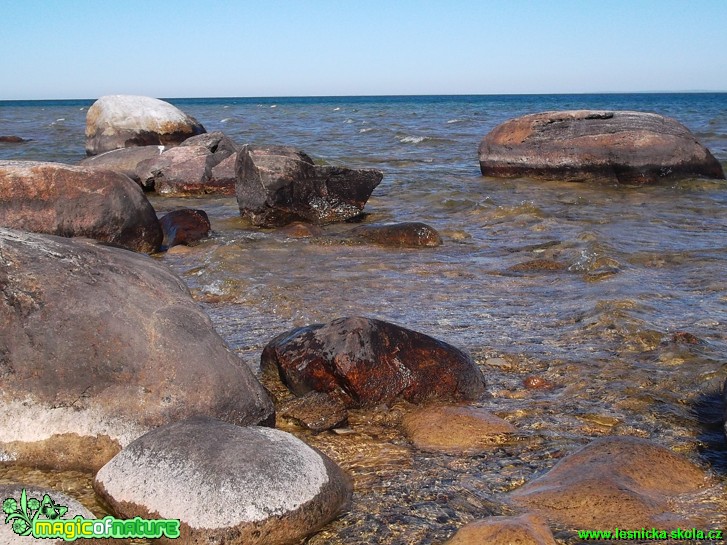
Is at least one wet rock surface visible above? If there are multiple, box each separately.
[509,436,711,529]
[236,145,383,226]
[0,229,274,471]
[85,95,206,156]
[443,513,556,545]
[351,222,443,247]
[0,135,29,143]
[159,208,211,249]
[261,316,486,408]
[278,392,349,432]
[94,417,352,545]
[479,110,726,184]
[0,160,162,253]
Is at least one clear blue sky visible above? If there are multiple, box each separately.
[2,0,726,99]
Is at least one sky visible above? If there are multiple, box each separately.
[2,0,726,99]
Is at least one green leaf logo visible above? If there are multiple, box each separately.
[2,489,69,537]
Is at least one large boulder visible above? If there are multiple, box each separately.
[0,229,275,471]
[85,95,206,156]
[509,436,711,529]
[0,160,162,253]
[478,110,725,184]
[236,145,383,226]
[79,145,165,186]
[261,316,486,408]
[94,417,352,545]
[443,513,556,545]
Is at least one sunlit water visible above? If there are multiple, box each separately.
[1,94,726,544]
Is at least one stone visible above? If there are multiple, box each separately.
[79,145,165,186]
[277,222,324,238]
[479,110,725,184]
[179,130,239,156]
[236,145,383,226]
[0,484,112,544]
[0,160,162,253]
[261,316,486,408]
[94,417,352,545]
[402,405,515,455]
[278,392,349,432]
[0,136,29,143]
[508,259,566,273]
[443,513,557,545]
[351,222,442,247]
[85,95,206,156]
[509,436,710,528]
[0,229,275,471]
[523,375,555,390]
[159,208,211,249]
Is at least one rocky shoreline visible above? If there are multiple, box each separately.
[1,95,725,544]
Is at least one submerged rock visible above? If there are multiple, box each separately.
[0,135,29,143]
[79,145,165,186]
[0,229,274,471]
[261,316,486,408]
[509,436,711,528]
[159,208,211,249]
[85,95,206,156]
[236,145,383,226]
[0,160,162,253]
[94,417,352,545]
[443,513,556,545]
[351,222,443,247]
[278,392,349,432]
[479,110,725,184]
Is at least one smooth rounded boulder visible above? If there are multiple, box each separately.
[85,95,206,156]
[261,316,486,408]
[351,222,443,247]
[0,160,162,253]
[479,110,725,184]
[94,417,352,545]
[236,145,383,226]
[159,208,211,249]
[0,229,275,471]
[79,145,166,186]
[443,513,557,545]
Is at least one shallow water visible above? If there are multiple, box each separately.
[1,94,727,543]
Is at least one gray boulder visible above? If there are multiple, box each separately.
[0,229,275,471]
[85,95,206,156]
[94,417,352,545]
[236,145,383,226]
[79,145,165,186]
[0,160,162,253]
[479,110,725,184]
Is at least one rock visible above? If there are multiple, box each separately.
[523,375,555,390]
[159,208,211,249]
[0,160,162,253]
[94,417,352,545]
[261,316,486,408]
[443,513,556,545]
[508,259,566,272]
[402,405,515,455]
[236,145,383,226]
[479,110,725,184]
[0,484,112,544]
[179,130,239,156]
[351,222,442,247]
[0,135,29,143]
[0,229,275,471]
[279,392,349,432]
[277,222,325,238]
[85,95,206,156]
[509,436,710,528]
[79,145,165,186]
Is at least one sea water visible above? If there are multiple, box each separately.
[1,94,726,544]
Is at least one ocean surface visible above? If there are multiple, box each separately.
[1,93,727,544]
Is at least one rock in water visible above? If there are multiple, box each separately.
[443,513,557,545]
[261,316,486,408]
[509,436,711,529]
[0,229,275,471]
[0,160,162,253]
[85,95,206,156]
[79,145,166,186]
[236,145,383,226]
[351,222,443,247]
[159,208,211,249]
[94,417,352,545]
[478,110,725,184]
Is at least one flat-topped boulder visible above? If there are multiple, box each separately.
[236,145,383,226]
[479,110,725,184]
[0,160,162,253]
[85,95,206,156]
[79,145,165,186]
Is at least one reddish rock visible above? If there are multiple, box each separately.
[279,392,349,432]
[508,259,566,272]
[159,208,211,249]
[85,95,206,156]
[0,160,162,253]
[0,135,29,143]
[479,110,725,184]
[236,145,383,226]
[670,331,702,345]
[277,221,325,238]
[351,222,442,247]
[523,375,555,390]
[444,513,557,545]
[79,145,165,187]
[261,316,486,408]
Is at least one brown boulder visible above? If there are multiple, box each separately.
[79,145,165,186]
[278,391,349,432]
[0,229,275,471]
[443,513,556,545]
[351,222,443,247]
[0,135,29,143]
[509,436,710,528]
[85,95,206,156]
[0,160,162,253]
[159,208,211,249]
[261,316,486,408]
[479,110,725,184]
[236,145,383,226]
